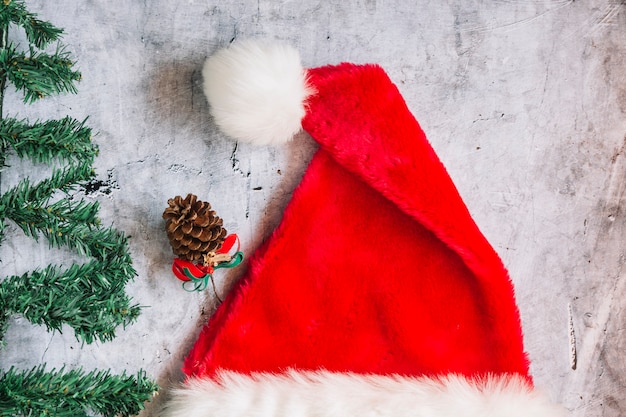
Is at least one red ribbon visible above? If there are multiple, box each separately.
[172,234,240,282]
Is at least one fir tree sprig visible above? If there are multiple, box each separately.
[0,182,140,263]
[0,260,140,344]
[0,117,97,164]
[0,159,94,207]
[5,202,113,258]
[0,310,9,347]
[0,44,81,103]
[0,1,63,49]
[0,160,96,247]
[17,199,102,247]
[0,366,157,417]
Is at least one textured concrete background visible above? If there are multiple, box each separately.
[0,1,624,416]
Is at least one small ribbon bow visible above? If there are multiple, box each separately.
[172,234,244,295]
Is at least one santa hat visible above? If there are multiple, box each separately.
[161,40,564,417]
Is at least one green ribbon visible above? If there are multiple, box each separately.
[182,251,244,295]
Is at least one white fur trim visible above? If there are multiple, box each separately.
[161,371,565,417]
[202,39,313,146]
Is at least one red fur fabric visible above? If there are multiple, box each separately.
[184,63,530,381]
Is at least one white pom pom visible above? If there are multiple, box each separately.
[202,39,313,146]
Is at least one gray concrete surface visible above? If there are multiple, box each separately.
[0,1,624,416]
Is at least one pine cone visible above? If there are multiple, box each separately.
[163,194,227,263]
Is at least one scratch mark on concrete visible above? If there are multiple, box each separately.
[229,142,248,177]
[244,173,252,219]
[190,69,196,110]
[568,1,624,40]
[40,333,55,362]
[569,302,577,370]
[600,136,626,225]
[230,142,240,173]
[598,4,621,25]
[462,0,574,34]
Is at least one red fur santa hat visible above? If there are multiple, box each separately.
[161,40,564,417]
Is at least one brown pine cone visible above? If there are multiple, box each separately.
[163,194,227,263]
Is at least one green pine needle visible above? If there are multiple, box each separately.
[0,0,64,49]
[0,192,138,262]
[0,310,9,347]
[0,159,94,212]
[0,258,140,344]
[0,366,158,417]
[3,197,102,252]
[0,44,81,103]
[0,117,98,164]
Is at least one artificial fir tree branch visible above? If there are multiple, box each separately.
[9,198,102,245]
[4,205,130,260]
[0,366,157,417]
[0,20,9,155]
[0,160,96,247]
[0,117,97,164]
[0,1,157,414]
[0,158,94,207]
[0,166,139,342]
[0,310,9,348]
[0,44,81,103]
[0,260,140,344]
[0,172,140,262]
[0,0,63,49]
[1,181,98,251]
